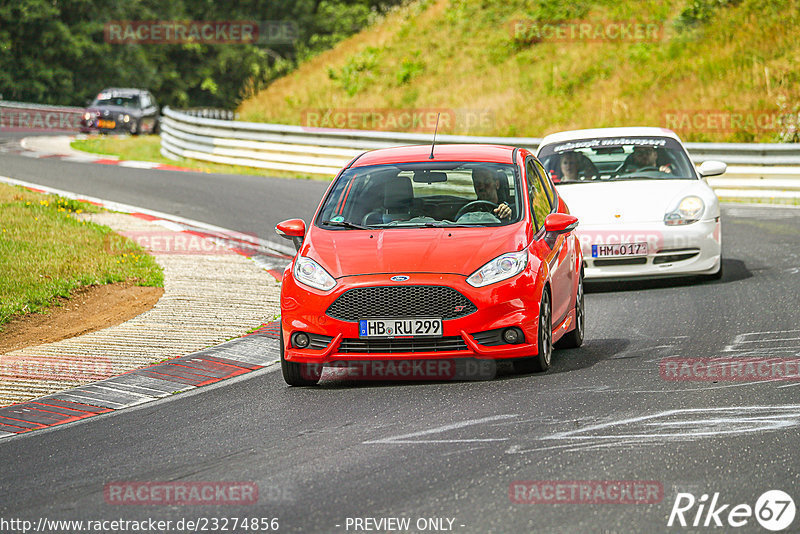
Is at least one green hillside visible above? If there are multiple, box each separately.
[238,0,800,142]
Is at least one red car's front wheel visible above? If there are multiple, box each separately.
[512,289,552,374]
[556,272,584,349]
[280,321,322,386]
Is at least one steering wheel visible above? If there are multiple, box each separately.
[625,165,659,174]
[456,200,498,220]
[362,210,384,225]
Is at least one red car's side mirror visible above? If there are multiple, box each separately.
[544,213,578,234]
[276,219,306,251]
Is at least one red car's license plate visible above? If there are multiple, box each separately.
[592,243,648,257]
[359,318,442,338]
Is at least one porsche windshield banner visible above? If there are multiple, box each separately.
[542,137,679,156]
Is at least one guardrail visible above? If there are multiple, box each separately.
[159,107,800,178]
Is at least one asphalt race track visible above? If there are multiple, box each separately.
[1,139,799,533]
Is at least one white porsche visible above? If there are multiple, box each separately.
[536,127,726,280]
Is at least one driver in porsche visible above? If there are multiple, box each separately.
[472,167,512,220]
[630,145,672,173]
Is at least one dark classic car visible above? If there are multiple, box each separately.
[80,88,159,135]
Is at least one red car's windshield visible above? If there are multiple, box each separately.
[316,162,522,228]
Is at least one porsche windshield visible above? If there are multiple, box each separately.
[538,136,697,183]
[316,162,522,228]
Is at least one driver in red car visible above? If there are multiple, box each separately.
[472,167,512,220]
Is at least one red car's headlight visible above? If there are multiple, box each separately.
[466,250,527,287]
[294,257,336,291]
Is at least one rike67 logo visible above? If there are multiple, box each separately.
[668,490,796,531]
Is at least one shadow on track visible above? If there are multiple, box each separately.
[585,258,751,294]
[295,338,630,389]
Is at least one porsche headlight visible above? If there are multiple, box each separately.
[466,250,527,287]
[123,114,130,123]
[293,257,336,291]
[664,196,704,226]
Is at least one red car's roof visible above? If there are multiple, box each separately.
[351,144,517,168]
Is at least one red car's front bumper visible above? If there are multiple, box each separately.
[280,270,546,365]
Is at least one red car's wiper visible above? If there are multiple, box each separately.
[321,220,371,230]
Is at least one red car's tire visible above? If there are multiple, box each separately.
[555,272,584,349]
[513,289,552,374]
[280,322,322,386]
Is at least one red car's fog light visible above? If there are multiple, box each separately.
[502,327,524,344]
[291,332,310,348]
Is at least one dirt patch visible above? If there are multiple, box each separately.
[0,282,163,354]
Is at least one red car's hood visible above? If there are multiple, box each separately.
[304,225,528,278]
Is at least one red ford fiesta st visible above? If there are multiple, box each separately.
[276,144,584,386]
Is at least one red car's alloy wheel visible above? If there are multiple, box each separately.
[556,272,584,349]
[513,289,552,374]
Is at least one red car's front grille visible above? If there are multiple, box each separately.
[326,285,477,322]
[337,336,468,354]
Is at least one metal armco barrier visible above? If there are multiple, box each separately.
[159,107,800,178]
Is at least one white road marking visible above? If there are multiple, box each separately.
[544,405,800,441]
[506,439,642,455]
[722,330,800,356]
[634,381,787,393]
[504,405,800,454]
[363,414,518,444]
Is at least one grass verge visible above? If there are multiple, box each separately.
[0,183,164,327]
[71,135,330,181]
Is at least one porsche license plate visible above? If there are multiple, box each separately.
[359,318,442,338]
[592,243,648,257]
[98,119,116,129]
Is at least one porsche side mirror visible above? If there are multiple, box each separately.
[697,160,727,178]
[276,219,306,251]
